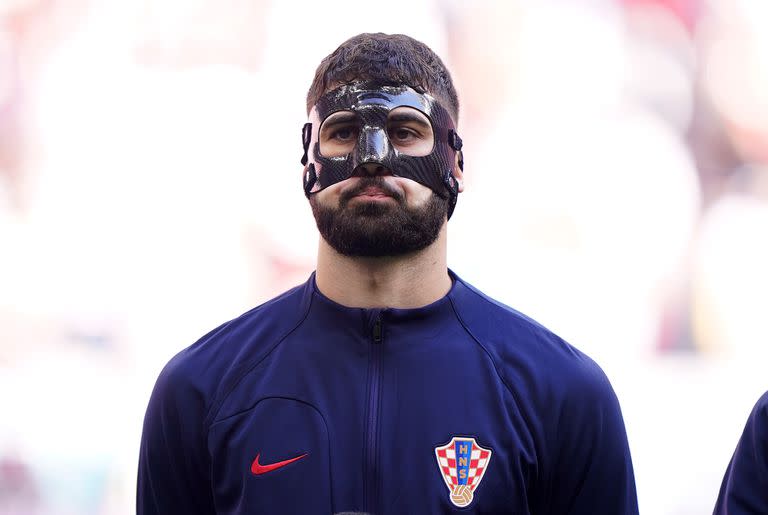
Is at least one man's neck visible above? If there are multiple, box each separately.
[315,228,452,309]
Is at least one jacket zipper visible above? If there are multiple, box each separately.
[365,312,383,513]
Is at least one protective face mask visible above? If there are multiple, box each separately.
[301,82,463,218]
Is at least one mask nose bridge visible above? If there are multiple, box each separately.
[356,126,390,164]
[353,106,390,166]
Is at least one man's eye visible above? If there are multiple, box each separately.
[332,127,356,140]
[390,127,417,142]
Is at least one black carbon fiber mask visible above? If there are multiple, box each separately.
[301,82,464,218]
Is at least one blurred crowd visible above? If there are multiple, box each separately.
[1,0,767,513]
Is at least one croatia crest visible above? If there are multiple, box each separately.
[434,437,492,508]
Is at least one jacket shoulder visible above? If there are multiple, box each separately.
[448,275,613,402]
[449,274,636,508]
[754,390,768,416]
[152,278,314,424]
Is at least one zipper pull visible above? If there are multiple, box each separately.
[372,316,382,343]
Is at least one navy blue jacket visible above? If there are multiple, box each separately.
[137,271,638,514]
[714,391,768,514]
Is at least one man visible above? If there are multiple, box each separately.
[137,33,639,514]
[714,391,768,514]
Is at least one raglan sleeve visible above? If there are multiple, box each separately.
[713,391,768,515]
[543,358,639,515]
[137,354,216,515]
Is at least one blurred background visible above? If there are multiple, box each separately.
[1,0,767,513]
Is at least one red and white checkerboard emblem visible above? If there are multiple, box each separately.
[434,437,492,508]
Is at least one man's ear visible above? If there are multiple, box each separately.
[453,151,465,193]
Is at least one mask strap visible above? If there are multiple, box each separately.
[301,122,317,197]
[442,166,459,220]
[445,130,464,185]
[449,129,463,151]
[445,129,464,220]
[300,123,312,166]
[446,178,458,219]
[448,129,464,170]
[303,164,317,198]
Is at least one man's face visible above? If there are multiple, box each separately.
[305,83,460,257]
[309,103,448,257]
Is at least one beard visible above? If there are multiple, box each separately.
[310,177,449,257]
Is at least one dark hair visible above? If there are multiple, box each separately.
[306,33,459,122]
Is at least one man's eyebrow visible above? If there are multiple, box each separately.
[322,112,357,128]
[387,111,431,126]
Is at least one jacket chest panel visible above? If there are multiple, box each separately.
[207,388,533,514]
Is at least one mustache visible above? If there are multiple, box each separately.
[339,177,404,204]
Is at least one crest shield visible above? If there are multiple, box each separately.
[434,437,492,508]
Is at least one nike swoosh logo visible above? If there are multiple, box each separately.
[250,452,308,475]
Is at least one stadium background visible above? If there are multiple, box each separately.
[1,0,767,513]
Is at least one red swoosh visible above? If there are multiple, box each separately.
[250,452,308,475]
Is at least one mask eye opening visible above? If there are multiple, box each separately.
[385,106,435,157]
[318,110,360,158]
